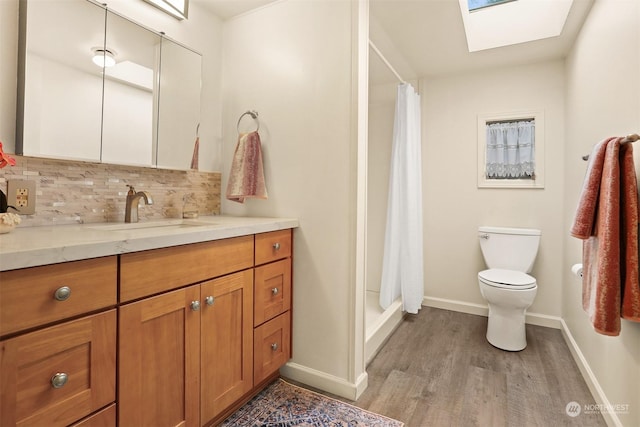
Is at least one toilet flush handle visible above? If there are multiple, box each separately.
[479,234,490,239]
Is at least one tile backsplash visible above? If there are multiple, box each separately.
[0,156,221,227]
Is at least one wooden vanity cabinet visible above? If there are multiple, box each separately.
[118,236,257,427]
[0,257,118,427]
[0,228,293,427]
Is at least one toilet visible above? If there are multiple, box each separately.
[477,226,541,351]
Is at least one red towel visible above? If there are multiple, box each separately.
[190,136,199,170]
[226,131,268,203]
[571,137,640,335]
[620,142,640,322]
[570,138,612,239]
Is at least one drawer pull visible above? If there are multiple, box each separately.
[271,343,278,351]
[273,242,280,251]
[51,372,68,389]
[53,286,71,301]
[205,296,215,306]
[271,287,279,296]
[190,301,201,311]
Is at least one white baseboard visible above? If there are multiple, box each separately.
[559,319,622,427]
[423,296,488,316]
[422,296,563,329]
[279,362,368,401]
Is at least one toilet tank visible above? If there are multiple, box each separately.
[478,226,541,273]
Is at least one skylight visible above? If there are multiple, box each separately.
[468,0,516,12]
[143,0,188,20]
[459,0,574,52]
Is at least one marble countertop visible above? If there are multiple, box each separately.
[0,216,299,272]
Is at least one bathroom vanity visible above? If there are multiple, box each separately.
[0,216,297,427]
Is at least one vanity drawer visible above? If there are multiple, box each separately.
[0,257,117,336]
[0,310,116,427]
[255,229,292,266]
[120,235,254,302]
[253,311,291,385]
[70,404,116,427]
[254,258,291,327]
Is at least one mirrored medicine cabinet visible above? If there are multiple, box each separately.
[16,0,202,171]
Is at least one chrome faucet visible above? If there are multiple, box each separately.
[124,185,153,223]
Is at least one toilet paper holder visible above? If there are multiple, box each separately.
[571,263,583,278]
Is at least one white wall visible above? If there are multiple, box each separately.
[221,0,363,396]
[564,1,640,425]
[421,61,565,317]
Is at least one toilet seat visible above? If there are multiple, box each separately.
[478,269,536,290]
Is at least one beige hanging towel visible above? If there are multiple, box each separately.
[226,131,267,203]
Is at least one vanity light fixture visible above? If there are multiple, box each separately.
[92,48,117,68]
[143,0,188,20]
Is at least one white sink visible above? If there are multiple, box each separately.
[88,219,215,231]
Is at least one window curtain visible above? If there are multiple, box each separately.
[379,83,424,314]
[486,120,535,179]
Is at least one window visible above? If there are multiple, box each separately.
[143,0,188,20]
[468,0,516,12]
[477,111,545,189]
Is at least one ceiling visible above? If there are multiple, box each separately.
[194,0,595,83]
[192,0,275,20]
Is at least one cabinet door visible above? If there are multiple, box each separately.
[0,310,116,427]
[119,286,200,427]
[200,270,254,424]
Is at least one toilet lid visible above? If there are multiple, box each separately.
[478,269,536,289]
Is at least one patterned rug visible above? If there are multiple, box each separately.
[220,379,404,426]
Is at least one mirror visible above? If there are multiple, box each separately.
[156,37,202,170]
[101,10,161,167]
[18,0,105,162]
[17,0,202,170]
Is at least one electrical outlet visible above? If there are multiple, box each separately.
[7,180,36,215]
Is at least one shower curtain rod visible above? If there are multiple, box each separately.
[369,40,406,84]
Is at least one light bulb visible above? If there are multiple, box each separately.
[92,49,116,68]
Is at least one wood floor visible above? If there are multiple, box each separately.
[287,307,607,427]
[351,307,607,427]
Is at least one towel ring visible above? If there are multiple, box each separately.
[237,110,259,134]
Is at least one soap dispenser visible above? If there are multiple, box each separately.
[182,193,198,219]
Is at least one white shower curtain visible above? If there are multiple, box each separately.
[379,83,424,314]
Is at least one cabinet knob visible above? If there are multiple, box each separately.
[205,296,215,306]
[190,300,200,311]
[271,343,278,351]
[273,242,280,251]
[53,286,71,301]
[271,287,279,296]
[51,372,68,389]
